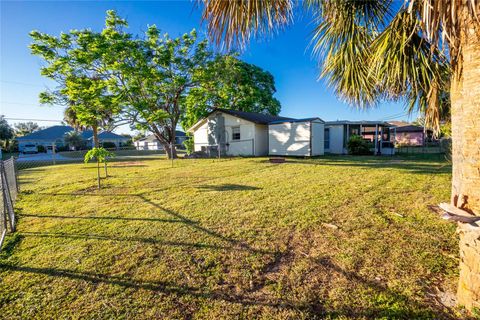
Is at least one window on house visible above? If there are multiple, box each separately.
[324,128,330,149]
[232,127,241,140]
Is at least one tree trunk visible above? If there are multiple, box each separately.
[97,160,101,189]
[451,14,480,311]
[92,125,99,148]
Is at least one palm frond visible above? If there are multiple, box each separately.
[200,0,293,49]
[371,9,450,135]
[406,0,480,67]
[308,0,391,107]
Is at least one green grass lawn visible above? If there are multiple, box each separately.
[0,155,462,319]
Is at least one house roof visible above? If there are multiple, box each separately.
[394,125,425,133]
[188,108,294,132]
[17,125,128,141]
[269,117,324,124]
[214,108,294,124]
[136,131,186,142]
[325,120,392,126]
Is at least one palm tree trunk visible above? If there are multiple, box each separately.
[451,16,480,311]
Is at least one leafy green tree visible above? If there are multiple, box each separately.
[30,22,122,147]
[99,13,212,159]
[0,116,14,151]
[84,147,114,189]
[182,55,281,129]
[14,122,40,136]
[200,0,480,310]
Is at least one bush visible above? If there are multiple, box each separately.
[102,141,116,149]
[37,145,46,153]
[347,135,373,155]
[183,137,194,155]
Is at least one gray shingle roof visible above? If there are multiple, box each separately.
[214,108,294,124]
[17,125,128,141]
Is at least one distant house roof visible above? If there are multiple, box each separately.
[325,120,392,126]
[136,131,186,142]
[17,125,128,141]
[269,117,324,124]
[394,125,425,133]
[188,108,294,132]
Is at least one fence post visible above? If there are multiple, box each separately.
[52,143,56,165]
[170,142,174,168]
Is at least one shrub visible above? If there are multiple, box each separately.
[102,141,116,149]
[347,135,372,155]
[183,137,194,155]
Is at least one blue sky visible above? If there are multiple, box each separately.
[0,0,417,133]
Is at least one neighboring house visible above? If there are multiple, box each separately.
[17,125,129,153]
[134,131,187,150]
[325,121,396,155]
[389,122,430,146]
[188,109,401,157]
[187,108,326,157]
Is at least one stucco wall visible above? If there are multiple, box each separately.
[311,121,325,156]
[192,112,257,156]
[268,122,311,156]
[325,125,344,154]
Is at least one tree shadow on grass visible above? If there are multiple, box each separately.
[20,231,270,254]
[19,213,186,224]
[0,254,456,318]
[196,184,261,192]
[260,157,451,175]
[0,262,298,310]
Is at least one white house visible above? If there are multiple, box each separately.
[187,109,294,156]
[269,118,325,156]
[188,109,397,157]
[134,131,187,150]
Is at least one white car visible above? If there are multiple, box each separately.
[23,144,38,154]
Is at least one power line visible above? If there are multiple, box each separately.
[0,101,64,108]
[0,80,47,87]
[4,117,63,123]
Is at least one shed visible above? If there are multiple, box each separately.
[268,118,325,156]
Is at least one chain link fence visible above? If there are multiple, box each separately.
[1,157,18,249]
[11,146,185,171]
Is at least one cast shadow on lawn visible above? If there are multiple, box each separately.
[0,253,454,318]
[196,184,261,192]
[264,158,451,175]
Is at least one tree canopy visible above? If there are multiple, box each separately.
[30,11,281,158]
[182,55,281,129]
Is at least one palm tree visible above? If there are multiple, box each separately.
[63,105,115,148]
[200,0,480,310]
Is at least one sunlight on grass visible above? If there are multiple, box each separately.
[0,156,460,318]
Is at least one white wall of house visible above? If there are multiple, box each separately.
[311,121,325,156]
[134,141,163,150]
[268,121,311,156]
[325,125,344,154]
[192,112,265,156]
[254,124,269,156]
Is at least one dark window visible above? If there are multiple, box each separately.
[324,128,330,149]
[232,127,240,140]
